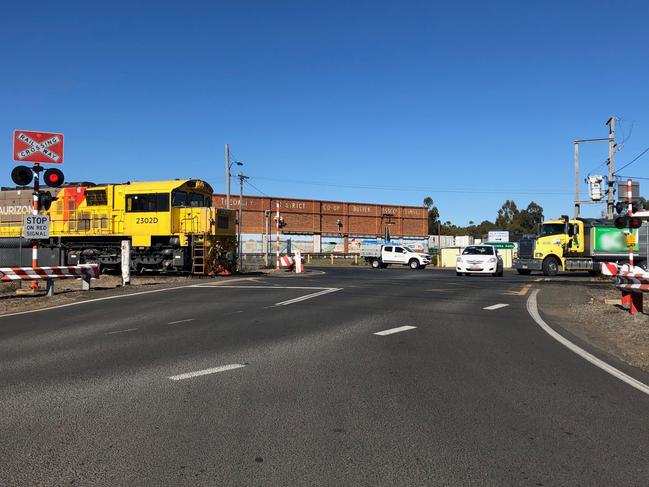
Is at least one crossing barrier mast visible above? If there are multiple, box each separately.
[11,130,65,291]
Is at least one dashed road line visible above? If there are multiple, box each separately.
[374,325,417,336]
[168,318,196,325]
[483,303,510,310]
[168,364,246,381]
[105,328,138,335]
[274,288,342,306]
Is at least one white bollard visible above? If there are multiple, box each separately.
[121,240,131,286]
[295,250,302,273]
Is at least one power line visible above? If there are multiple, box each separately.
[244,179,270,197]
[247,175,572,196]
[586,157,608,177]
[615,146,649,174]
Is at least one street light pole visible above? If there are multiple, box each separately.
[225,144,230,208]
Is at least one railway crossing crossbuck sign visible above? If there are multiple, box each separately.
[13,130,64,164]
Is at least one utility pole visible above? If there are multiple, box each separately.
[573,119,612,218]
[225,144,231,208]
[606,116,616,219]
[237,173,249,270]
[574,142,580,218]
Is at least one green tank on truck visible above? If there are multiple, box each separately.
[513,216,648,276]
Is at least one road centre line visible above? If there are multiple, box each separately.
[374,325,417,336]
[527,289,649,397]
[503,284,532,296]
[168,364,246,381]
[105,328,138,335]
[168,318,195,325]
[483,303,510,310]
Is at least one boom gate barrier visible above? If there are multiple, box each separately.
[0,264,100,297]
[601,263,648,314]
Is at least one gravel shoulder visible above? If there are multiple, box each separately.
[538,280,649,373]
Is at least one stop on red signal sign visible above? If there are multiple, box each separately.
[13,130,64,164]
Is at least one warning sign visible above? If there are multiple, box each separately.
[23,215,50,239]
[13,130,64,164]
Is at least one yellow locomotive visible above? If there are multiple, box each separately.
[0,179,237,274]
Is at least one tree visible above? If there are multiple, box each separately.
[637,196,649,210]
[516,201,544,234]
[423,196,440,234]
[495,200,519,228]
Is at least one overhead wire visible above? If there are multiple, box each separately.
[615,146,649,175]
[244,179,270,197]
[246,175,571,196]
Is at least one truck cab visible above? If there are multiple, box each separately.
[513,216,647,276]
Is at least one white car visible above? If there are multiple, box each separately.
[456,245,503,277]
[362,244,431,269]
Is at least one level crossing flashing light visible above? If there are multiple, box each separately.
[615,215,642,230]
[43,168,64,187]
[11,165,33,186]
[37,191,54,211]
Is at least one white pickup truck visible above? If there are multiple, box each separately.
[361,243,431,270]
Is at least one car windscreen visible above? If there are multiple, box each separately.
[462,246,494,255]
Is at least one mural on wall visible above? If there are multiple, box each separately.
[239,234,429,254]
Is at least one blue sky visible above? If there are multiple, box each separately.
[1,0,648,225]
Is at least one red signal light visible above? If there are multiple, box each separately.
[43,168,64,187]
[629,217,642,229]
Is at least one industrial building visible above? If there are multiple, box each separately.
[212,194,428,254]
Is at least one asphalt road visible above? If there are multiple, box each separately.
[1,267,648,486]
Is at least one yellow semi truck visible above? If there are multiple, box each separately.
[513,216,648,276]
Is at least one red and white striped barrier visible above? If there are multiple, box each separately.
[0,264,100,297]
[600,262,619,276]
[0,264,100,282]
[279,256,294,269]
[603,262,649,314]
[616,273,649,293]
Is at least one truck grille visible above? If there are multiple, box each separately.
[518,238,535,259]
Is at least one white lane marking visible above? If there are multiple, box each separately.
[0,276,263,319]
[374,325,417,336]
[168,318,196,325]
[274,288,341,306]
[483,303,510,310]
[191,285,334,290]
[105,327,138,335]
[527,289,649,397]
[168,363,246,381]
[0,284,193,318]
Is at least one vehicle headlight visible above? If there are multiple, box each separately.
[535,252,543,258]
[488,257,497,263]
[456,257,463,263]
